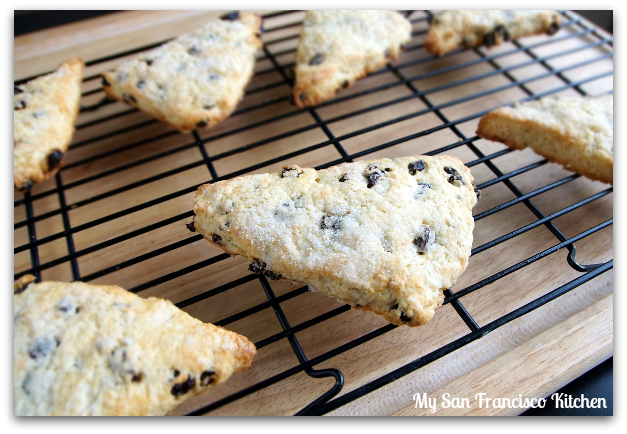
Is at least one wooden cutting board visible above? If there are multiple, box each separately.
[14,10,613,416]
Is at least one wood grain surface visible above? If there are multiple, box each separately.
[14,10,613,416]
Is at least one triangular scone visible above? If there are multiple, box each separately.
[193,156,478,327]
[293,10,412,107]
[14,57,84,191]
[477,95,613,185]
[14,276,256,416]
[101,13,262,133]
[424,10,561,57]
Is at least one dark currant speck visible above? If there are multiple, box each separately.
[186,219,196,232]
[414,226,434,254]
[264,270,282,280]
[196,120,208,128]
[400,312,412,322]
[444,166,464,185]
[200,370,217,387]
[364,165,384,188]
[47,149,64,171]
[483,30,496,47]
[212,234,223,246]
[136,80,146,89]
[18,180,33,192]
[321,214,342,231]
[220,11,240,21]
[249,258,266,274]
[248,259,281,279]
[309,53,324,66]
[15,100,27,110]
[173,369,180,378]
[546,22,560,35]
[408,160,426,175]
[28,337,59,360]
[171,375,196,397]
[339,173,348,182]
[495,25,511,41]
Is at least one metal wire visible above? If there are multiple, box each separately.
[14,10,613,416]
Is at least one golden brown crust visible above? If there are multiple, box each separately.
[14,276,256,416]
[14,275,37,294]
[477,96,613,185]
[14,57,84,190]
[101,13,262,133]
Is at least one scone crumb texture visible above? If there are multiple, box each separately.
[14,277,256,416]
[193,155,478,327]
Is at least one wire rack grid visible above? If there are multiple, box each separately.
[14,10,613,416]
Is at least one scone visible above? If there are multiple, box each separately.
[193,156,479,327]
[424,10,561,57]
[101,12,262,133]
[293,10,412,107]
[476,95,613,185]
[14,57,84,191]
[14,276,256,416]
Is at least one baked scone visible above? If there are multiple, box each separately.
[14,57,84,191]
[476,95,613,185]
[293,10,412,107]
[193,156,479,327]
[424,10,561,57]
[14,276,256,416]
[101,12,262,133]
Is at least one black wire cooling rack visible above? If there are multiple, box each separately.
[14,10,613,415]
